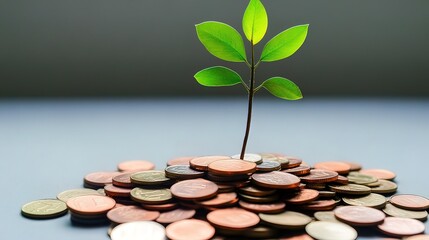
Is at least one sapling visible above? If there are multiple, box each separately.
[194,0,309,159]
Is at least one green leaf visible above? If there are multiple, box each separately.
[194,66,242,87]
[260,24,309,62]
[196,21,247,62]
[242,0,268,45]
[261,77,303,100]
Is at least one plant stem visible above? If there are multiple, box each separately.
[240,41,255,159]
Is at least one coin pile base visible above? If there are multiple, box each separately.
[22,154,429,240]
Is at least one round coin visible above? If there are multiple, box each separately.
[207,208,259,229]
[260,153,290,169]
[112,172,135,188]
[329,184,371,195]
[370,179,398,194]
[300,199,337,211]
[130,188,172,204]
[104,184,131,198]
[383,203,428,221]
[166,219,215,240]
[256,160,281,172]
[167,156,194,166]
[170,178,218,201]
[190,155,231,171]
[334,206,385,226]
[359,169,396,180]
[117,160,155,172]
[130,170,171,186]
[66,195,116,215]
[251,171,301,189]
[313,161,351,174]
[197,192,237,207]
[390,194,429,211]
[314,211,341,222]
[259,211,312,229]
[84,171,121,188]
[300,169,338,183]
[21,199,68,219]
[377,217,425,237]
[232,153,263,164]
[107,206,160,224]
[165,165,205,179]
[282,165,311,176]
[239,200,286,213]
[156,208,196,224]
[341,161,362,171]
[57,188,101,202]
[285,189,320,205]
[347,172,378,185]
[208,159,256,176]
[283,156,303,169]
[342,193,387,209]
[305,221,358,240]
[110,221,166,240]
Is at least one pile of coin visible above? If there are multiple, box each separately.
[21,154,429,240]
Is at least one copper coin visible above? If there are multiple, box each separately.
[377,217,425,237]
[170,178,218,201]
[112,172,135,188]
[238,185,277,197]
[360,169,396,180]
[300,199,337,211]
[166,219,215,240]
[206,172,250,182]
[238,200,286,213]
[329,183,371,195]
[405,235,429,240]
[142,202,178,211]
[167,156,194,166]
[282,165,311,176]
[285,189,320,205]
[256,160,281,172]
[104,184,131,198]
[84,171,121,187]
[313,161,351,174]
[66,195,116,215]
[207,207,259,229]
[107,205,160,224]
[283,156,303,169]
[165,165,205,179]
[190,155,231,171]
[390,194,429,211]
[252,171,301,189]
[216,184,235,193]
[335,175,349,184]
[318,191,336,198]
[156,208,196,224]
[300,169,338,183]
[334,206,385,226]
[371,179,398,194]
[208,159,256,176]
[259,211,312,229]
[117,160,155,172]
[279,233,314,240]
[341,161,362,171]
[197,192,237,207]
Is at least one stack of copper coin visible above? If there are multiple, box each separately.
[21,156,429,240]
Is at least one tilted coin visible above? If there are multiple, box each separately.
[166,219,215,240]
[164,165,205,179]
[256,160,281,172]
[110,221,166,240]
[130,170,171,186]
[313,161,351,174]
[112,172,135,188]
[329,184,371,195]
[142,202,178,211]
[207,207,259,229]
[190,155,231,171]
[283,156,303,169]
[389,194,429,211]
[314,211,341,222]
[259,211,312,229]
[383,203,428,221]
[57,188,101,202]
[347,171,378,185]
[170,178,218,201]
[239,192,280,203]
[197,192,238,207]
[341,161,362,171]
[284,189,320,205]
[364,180,381,187]
[260,153,290,169]
[300,169,338,184]
[300,199,337,211]
[370,179,397,194]
[305,221,358,240]
[84,171,122,188]
[334,205,385,226]
[342,193,387,209]
[107,206,160,224]
[208,159,256,176]
[238,200,286,213]
[117,160,155,172]
[335,175,349,184]
[238,185,277,197]
[231,153,263,164]
[21,199,68,219]
[282,165,311,176]
[251,171,301,189]
[156,208,196,224]
[66,195,116,215]
[377,217,425,237]
[130,188,172,204]
[104,184,131,198]
[360,169,396,180]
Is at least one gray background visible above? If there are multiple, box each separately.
[1,0,429,97]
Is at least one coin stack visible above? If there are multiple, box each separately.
[21,154,429,240]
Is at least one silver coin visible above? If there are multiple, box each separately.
[231,153,263,164]
[110,221,166,240]
[305,221,357,240]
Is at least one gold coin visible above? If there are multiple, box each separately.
[57,188,101,202]
[21,199,68,219]
[305,221,358,240]
[370,179,397,194]
[130,171,170,186]
[342,193,387,209]
[130,188,172,204]
[383,203,428,221]
[329,184,371,195]
[259,211,312,229]
[347,172,378,185]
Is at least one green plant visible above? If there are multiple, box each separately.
[194,0,309,159]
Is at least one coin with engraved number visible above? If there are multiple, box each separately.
[170,178,218,201]
[117,160,155,172]
[305,221,357,240]
[166,219,215,240]
[107,206,160,224]
[359,169,396,180]
[389,194,429,211]
[252,171,301,189]
[130,170,171,186]
[377,217,425,237]
[342,193,387,209]
[207,207,259,229]
[66,195,116,215]
[208,159,256,176]
[259,211,312,229]
[156,208,196,224]
[313,161,351,174]
[21,199,68,219]
[130,188,172,204]
[300,170,338,183]
[383,203,428,221]
[334,205,385,226]
[110,221,166,240]
[57,188,102,202]
[190,155,231,171]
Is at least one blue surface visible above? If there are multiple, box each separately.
[1,98,428,239]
